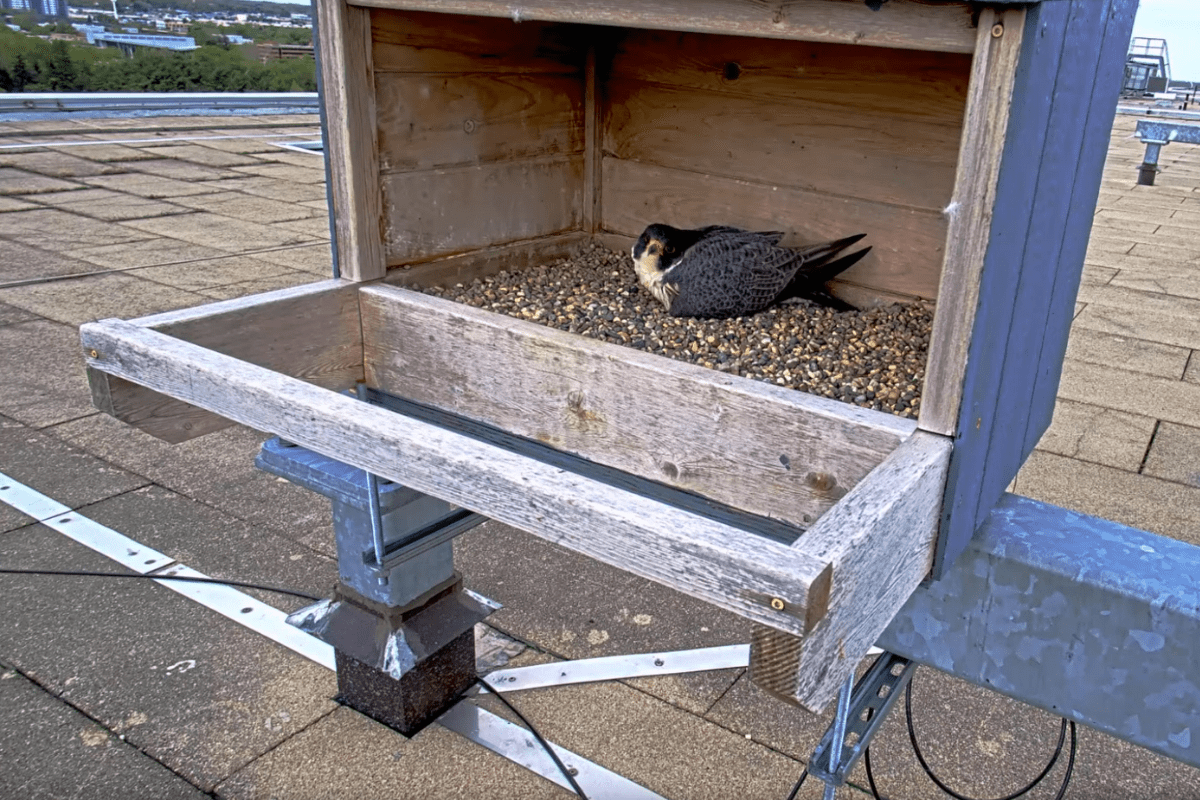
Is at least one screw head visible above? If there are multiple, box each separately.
[991,23,1004,38]
[88,349,99,359]
[770,597,786,611]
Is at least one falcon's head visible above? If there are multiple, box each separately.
[632,224,688,308]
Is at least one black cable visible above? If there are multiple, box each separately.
[904,677,1071,800]
[0,568,324,602]
[475,677,589,800]
[784,768,808,800]
[864,747,887,800]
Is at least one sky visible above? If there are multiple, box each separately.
[1131,0,1200,81]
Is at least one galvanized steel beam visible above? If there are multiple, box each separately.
[879,493,1200,770]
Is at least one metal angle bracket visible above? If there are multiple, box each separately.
[806,651,916,788]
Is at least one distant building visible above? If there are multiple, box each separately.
[1,0,68,19]
[93,32,197,55]
[1124,37,1171,96]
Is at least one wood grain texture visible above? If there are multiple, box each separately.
[917,8,1026,436]
[360,285,914,528]
[750,430,951,712]
[81,317,839,637]
[607,28,972,126]
[319,0,385,281]
[601,157,946,300]
[354,0,979,54]
[583,43,602,234]
[385,232,587,288]
[371,8,588,74]
[380,156,584,264]
[86,280,364,443]
[604,31,968,211]
[374,72,584,172]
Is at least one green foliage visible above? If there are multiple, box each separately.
[189,21,311,46]
[0,26,315,94]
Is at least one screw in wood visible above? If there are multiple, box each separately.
[991,23,1004,38]
[770,597,786,611]
[88,349,99,359]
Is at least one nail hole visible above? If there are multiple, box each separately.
[59,517,71,523]
[145,560,155,565]
[723,61,741,81]
[241,607,253,614]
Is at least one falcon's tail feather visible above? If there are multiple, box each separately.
[778,245,872,311]
[789,232,868,266]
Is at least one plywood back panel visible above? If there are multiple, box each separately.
[601,29,970,300]
[371,8,587,265]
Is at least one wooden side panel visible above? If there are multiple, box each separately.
[360,285,914,529]
[374,73,584,172]
[751,430,951,711]
[371,8,587,73]
[370,8,587,267]
[380,157,584,263]
[319,0,385,281]
[934,1,1135,577]
[353,0,979,55]
[85,281,364,443]
[917,8,1027,436]
[80,318,837,638]
[602,158,946,300]
[385,232,588,290]
[605,31,969,211]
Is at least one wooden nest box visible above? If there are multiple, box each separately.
[81,0,1136,711]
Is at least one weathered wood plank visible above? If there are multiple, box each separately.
[606,78,959,213]
[86,280,364,443]
[360,285,914,528]
[81,318,837,637]
[318,0,385,281]
[604,31,968,211]
[918,8,1026,436]
[374,73,583,172]
[583,43,602,234]
[385,232,587,287]
[381,157,585,264]
[750,430,951,711]
[601,157,946,300]
[354,0,979,54]
[371,8,588,74]
[608,28,972,126]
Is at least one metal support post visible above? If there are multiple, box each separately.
[257,433,496,735]
[1138,140,1164,185]
[1135,118,1200,186]
[806,652,917,789]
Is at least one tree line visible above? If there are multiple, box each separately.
[0,28,316,93]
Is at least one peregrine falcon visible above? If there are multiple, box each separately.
[631,224,870,318]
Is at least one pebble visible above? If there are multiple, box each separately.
[417,244,933,419]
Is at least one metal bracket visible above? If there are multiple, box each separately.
[806,652,917,789]
[1135,118,1200,185]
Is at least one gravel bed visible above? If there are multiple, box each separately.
[418,244,933,419]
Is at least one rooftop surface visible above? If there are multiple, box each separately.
[1,112,1199,799]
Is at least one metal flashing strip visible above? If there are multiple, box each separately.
[438,701,668,799]
[151,564,336,671]
[0,472,330,667]
[485,644,750,691]
[0,131,322,150]
[0,472,669,798]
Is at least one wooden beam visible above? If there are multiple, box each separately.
[583,41,602,234]
[85,280,363,443]
[318,0,385,281]
[80,318,838,638]
[750,430,951,711]
[384,232,588,289]
[359,284,914,529]
[348,0,979,54]
[918,8,1026,436]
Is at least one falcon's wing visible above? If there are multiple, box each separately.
[664,231,801,318]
